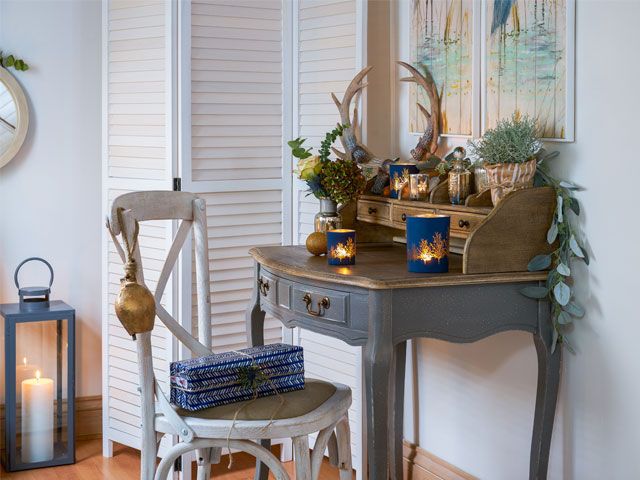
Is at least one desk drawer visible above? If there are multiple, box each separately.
[257,270,277,304]
[291,285,349,325]
[357,200,390,224]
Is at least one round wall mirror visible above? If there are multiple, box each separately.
[0,66,29,169]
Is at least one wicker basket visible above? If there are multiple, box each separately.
[485,158,537,206]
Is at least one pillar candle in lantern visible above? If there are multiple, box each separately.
[389,164,419,199]
[21,370,54,463]
[406,214,450,273]
[327,229,356,266]
[409,173,430,200]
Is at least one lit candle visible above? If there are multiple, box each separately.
[21,370,54,463]
[389,164,419,199]
[406,214,451,273]
[16,357,39,401]
[409,173,430,200]
[327,229,356,266]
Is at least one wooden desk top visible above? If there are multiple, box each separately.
[250,244,547,290]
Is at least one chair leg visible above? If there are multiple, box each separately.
[335,415,353,480]
[293,435,312,480]
[196,447,220,480]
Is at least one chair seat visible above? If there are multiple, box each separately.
[176,379,336,421]
[155,379,351,440]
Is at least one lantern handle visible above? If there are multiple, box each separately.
[14,257,55,290]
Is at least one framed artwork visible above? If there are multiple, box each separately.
[409,0,481,137]
[409,0,575,142]
[483,0,575,141]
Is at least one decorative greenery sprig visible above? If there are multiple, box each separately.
[318,124,346,162]
[0,52,29,71]
[521,149,588,353]
[468,113,540,164]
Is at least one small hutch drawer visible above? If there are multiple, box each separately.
[443,211,486,233]
[391,205,436,227]
[357,200,390,224]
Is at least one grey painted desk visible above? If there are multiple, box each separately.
[246,245,561,480]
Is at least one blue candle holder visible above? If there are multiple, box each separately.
[406,215,450,273]
[389,163,419,199]
[326,229,356,266]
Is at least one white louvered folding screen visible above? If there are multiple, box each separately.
[292,1,365,477]
[181,0,288,354]
[102,0,177,457]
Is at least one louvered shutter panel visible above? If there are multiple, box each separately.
[102,0,176,456]
[184,0,287,354]
[293,1,365,477]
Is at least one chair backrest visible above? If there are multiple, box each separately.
[109,190,212,357]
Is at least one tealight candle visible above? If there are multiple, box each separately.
[409,173,430,200]
[21,370,54,463]
[389,164,419,199]
[327,229,356,266]
[406,214,450,273]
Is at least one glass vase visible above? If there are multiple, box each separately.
[314,198,342,233]
[448,159,471,205]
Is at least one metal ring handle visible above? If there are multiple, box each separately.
[303,293,330,317]
[14,257,54,290]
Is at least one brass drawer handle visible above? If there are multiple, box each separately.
[458,219,470,228]
[258,277,270,297]
[303,293,330,317]
[401,213,407,221]
[368,207,377,214]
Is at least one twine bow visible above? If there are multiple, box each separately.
[224,349,286,469]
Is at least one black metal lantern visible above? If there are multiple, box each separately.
[0,258,75,471]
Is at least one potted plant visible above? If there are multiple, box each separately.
[289,124,366,233]
[468,113,540,205]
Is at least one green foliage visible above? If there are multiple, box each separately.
[288,124,364,202]
[0,52,29,71]
[321,158,366,204]
[287,137,312,161]
[318,124,347,162]
[520,148,589,353]
[468,113,540,165]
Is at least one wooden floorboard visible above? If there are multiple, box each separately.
[0,439,347,479]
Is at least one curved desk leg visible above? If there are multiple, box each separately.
[364,290,394,480]
[530,333,561,480]
[390,341,407,480]
[246,262,269,480]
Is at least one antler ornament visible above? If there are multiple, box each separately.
[331,66,377,164]
[397,61,441,163]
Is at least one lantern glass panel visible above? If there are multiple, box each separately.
[1,312,73,471]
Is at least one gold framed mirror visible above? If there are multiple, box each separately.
[0,66,29,169]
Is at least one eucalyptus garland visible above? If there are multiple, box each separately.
[521,149,588,353]
[0,52,29,71]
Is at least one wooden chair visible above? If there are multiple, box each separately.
[108,191,353,480]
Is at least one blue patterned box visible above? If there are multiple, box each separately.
[170,343,304,411]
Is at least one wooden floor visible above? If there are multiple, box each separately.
[0,439,345,479]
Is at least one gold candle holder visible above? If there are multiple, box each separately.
[409,174,429,200]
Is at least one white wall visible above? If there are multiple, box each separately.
[393,1,640,479]
[0,0,102,398]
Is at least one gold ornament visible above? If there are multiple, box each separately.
[114,259,156,337]
[306,232,327,256]
[109,209,156,338]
